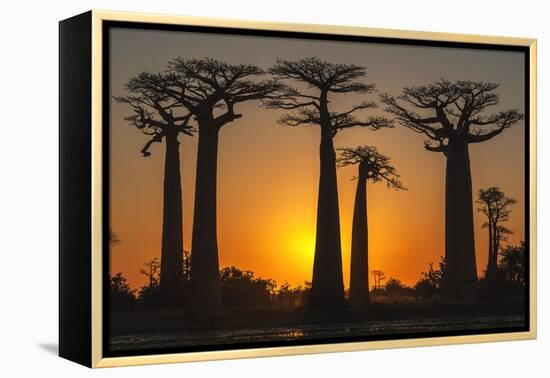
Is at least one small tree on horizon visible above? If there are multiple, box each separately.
[477,187,516,281]
[371,270,386,290]
[337,146,405,307]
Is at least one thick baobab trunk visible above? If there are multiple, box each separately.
[443,139,478,298]
[159,132,184,301]
[349,167,369,307]
[309,125,345,309]
[190,123,222,310]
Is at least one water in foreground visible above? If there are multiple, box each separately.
[110,315,524,351]
[109,299,527,352]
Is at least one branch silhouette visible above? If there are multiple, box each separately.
[380,79,523,154]
[267,58,392,136]
[114,72,194,157]
[337,146,406,190]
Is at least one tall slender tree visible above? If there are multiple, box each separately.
[115,72,193,302]
[267,57,393,308]
[381,80,523,298]
[164,58,283,310]
[477,187,516,280]
[337,146,405,307]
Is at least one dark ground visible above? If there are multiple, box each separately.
[109,297,526,352]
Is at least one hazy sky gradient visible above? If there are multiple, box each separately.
[109,27,525,290]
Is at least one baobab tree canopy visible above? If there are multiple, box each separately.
[166,57,283,126]
[477,187,516,223]
[115,72,194,156]
[381,79,523,298]
[337,146,405,189]
[268,57,392,133]
[380,80,523,153]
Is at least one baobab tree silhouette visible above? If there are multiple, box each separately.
[477,187,516,281]
[381,80,523,298]
[267,57,393,309]
[115,72,194,302]
[371,270,386,290]
[165,58,283,310]
[337,146,405,307]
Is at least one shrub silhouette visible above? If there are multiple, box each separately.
[137,252,192,308]
[499,241,526,291]
[479,241,526,298]
[414,258,446,300]
[219,267,276,307]
[276,281,311,309]
[109,272,136,311]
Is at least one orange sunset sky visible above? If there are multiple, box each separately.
[108,27,525,291]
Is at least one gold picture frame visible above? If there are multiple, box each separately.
[59,10,537,368]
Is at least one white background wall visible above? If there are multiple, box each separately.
[0,0,547,376]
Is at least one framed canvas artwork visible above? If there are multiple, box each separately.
[59,10,537,368]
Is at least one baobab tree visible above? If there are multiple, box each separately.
[337,146,405,307]
[381,80,523,298]
[165,58,283,310]
[371,270,386,290]
[115,72,193,301]
[477,187,516,280]
[267,57,393,308]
